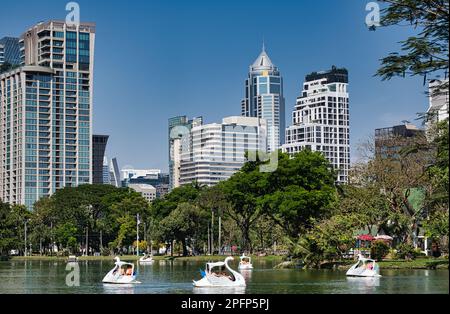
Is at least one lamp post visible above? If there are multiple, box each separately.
[24,220,28,257]
[218,215,222,255]
[136,213,140,257]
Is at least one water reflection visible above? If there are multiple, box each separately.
[193,286,246,294]
[102,283,136,294]
[0,260,447,294]
[240,269,252,280]
[346,276,380,293]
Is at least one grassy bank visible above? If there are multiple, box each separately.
[275,258,449,270]
[8,254,284,263]
[8,255,447,270]
[335,258,449,270]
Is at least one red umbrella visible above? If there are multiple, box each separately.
[357,234,375,241]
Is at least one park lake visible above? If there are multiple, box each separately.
[0,258,448,294]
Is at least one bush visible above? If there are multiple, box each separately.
[101,247,112,256]
[395,243,418,260]
[370,240,390,261]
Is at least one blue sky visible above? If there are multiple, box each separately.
[0,0,432,171]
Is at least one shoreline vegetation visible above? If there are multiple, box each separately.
[6,255,448,270]
[274,258,449,270]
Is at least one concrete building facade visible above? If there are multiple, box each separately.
[0,21,95,209]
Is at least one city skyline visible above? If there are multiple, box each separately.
[0,0,432,172]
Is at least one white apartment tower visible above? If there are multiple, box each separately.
[282,66,350,183]
[0,21,95,209]
[427,78,449,124]
[180,116,267,186]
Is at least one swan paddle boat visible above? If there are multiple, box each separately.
[139,254,154,264]
[238,254,253,270]
[102,257,141,284]
[346,254,381,277]
[193,256,246,287]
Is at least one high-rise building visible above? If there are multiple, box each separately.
[0,37,21,66]
[102,156,110,184]
[92,135,108,184]
[427,78,449,126]
[168,115,203,190]
[110,157,121,187]
[241,45,285,151]
[282,66,350,184]
[0,21,96,209]
[179,116,267,187]
[0,43,4,64]
[375,122,424,159]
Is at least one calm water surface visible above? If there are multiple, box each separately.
[0,259,448,294]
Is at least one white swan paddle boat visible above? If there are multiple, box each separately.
[238,254,253,270]
[102,257,141,284]
[139,254,154,265]
[193,256,246,287]
[346,254,381,277]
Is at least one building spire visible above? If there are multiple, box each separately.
[262,37,266,52]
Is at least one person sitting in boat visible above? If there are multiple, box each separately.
[366,262,374,270]
[126,265,133,276]
[119,267,126,276]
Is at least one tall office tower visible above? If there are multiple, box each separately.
[168,115,203,190]
[282,66,350,184]
[179,116,267,187]
[0,21,95,209]
[241,45,285,151]
[92,134,108,184]
[0,37,21,66]
[102,156,110,184]
[110,157,121,187]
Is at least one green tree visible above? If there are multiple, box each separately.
[219,150,337,252]
[159,203,209,256]
[54,223,78,253]
[218,156,270,252]
[0,202,31,256]
[376,0,449,88]
[339,185,391,235]
[259,150,337,239]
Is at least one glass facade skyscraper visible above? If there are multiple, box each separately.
[241,46,285,152]
[0,37,21,66]
[0,43,4,64]
[0,21,95,209]
[92,134,108,184]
